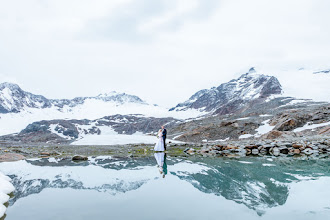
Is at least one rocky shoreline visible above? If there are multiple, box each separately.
[0,136,329,162]
[184,136,330,157]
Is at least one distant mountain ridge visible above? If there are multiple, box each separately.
[0,68,329,144]
[0,82,146,114]
[170,68,282,115]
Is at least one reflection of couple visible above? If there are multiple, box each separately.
[154,125,167,151]
[154,152,167,178]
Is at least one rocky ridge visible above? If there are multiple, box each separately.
[170,68,283,115]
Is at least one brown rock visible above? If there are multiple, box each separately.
[319,126,330,135]
[40,152,50,156]
[276,119,298,131]
[245,145,258,149]
[262,130,283,139]
[292,144,303,149]
[187,149,195,154]
[261,130,297,139]
[293,149,301,154]
[0,153,26,162]
[225,145,239,150]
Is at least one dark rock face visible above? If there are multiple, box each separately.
[170,68,283,115]
[0,82,51,113]
[0,82,147,114]
[313,69,330,74]
[72,155,88,161]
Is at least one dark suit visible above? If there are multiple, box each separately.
[162,128,167,150]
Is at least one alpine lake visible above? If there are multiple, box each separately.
[1,153,330,220]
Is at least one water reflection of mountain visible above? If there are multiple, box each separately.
[171,158,330,215]
[2,157,330,215]
[5,157,158,206]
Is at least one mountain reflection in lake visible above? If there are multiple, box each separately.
[1,156,330,220]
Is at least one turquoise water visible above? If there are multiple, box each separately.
[1,155,330,220]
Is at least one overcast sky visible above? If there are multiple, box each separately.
[0,0,329,107]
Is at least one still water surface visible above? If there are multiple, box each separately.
[1,154,330,220]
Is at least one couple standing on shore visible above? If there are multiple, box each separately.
[154,125,167,152]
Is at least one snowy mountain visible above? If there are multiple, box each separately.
[170,68,283,115]
[0,82,202,136]
[0,82,146,114]
[0,68,328,143]
[0,82,51,113]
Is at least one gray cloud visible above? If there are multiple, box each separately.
[79,0,220,42]
[0,0,329,107]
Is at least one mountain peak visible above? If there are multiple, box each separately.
[96,91,119,97]
[0,82,21,91]
[248,67,256,74]
[170,70,283,115]
[0,83,148,114]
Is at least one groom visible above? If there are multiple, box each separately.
[162,125,167,150]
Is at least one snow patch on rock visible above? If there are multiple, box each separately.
[0,172,15,218]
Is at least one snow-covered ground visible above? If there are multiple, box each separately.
[239,119,275,139]
[0,101,204,136]
[0,172,15,218]
[293,121,330,132]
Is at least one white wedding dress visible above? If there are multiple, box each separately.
[154,133,165,151]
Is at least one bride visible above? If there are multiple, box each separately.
[154,129,165,151]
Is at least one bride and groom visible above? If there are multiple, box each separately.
[154,125,167,151]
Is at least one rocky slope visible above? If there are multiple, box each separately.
[170,68,282,115]
[169,102,330,143]
[0,115,180,144]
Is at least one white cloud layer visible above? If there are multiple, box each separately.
[0,0,329,107]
